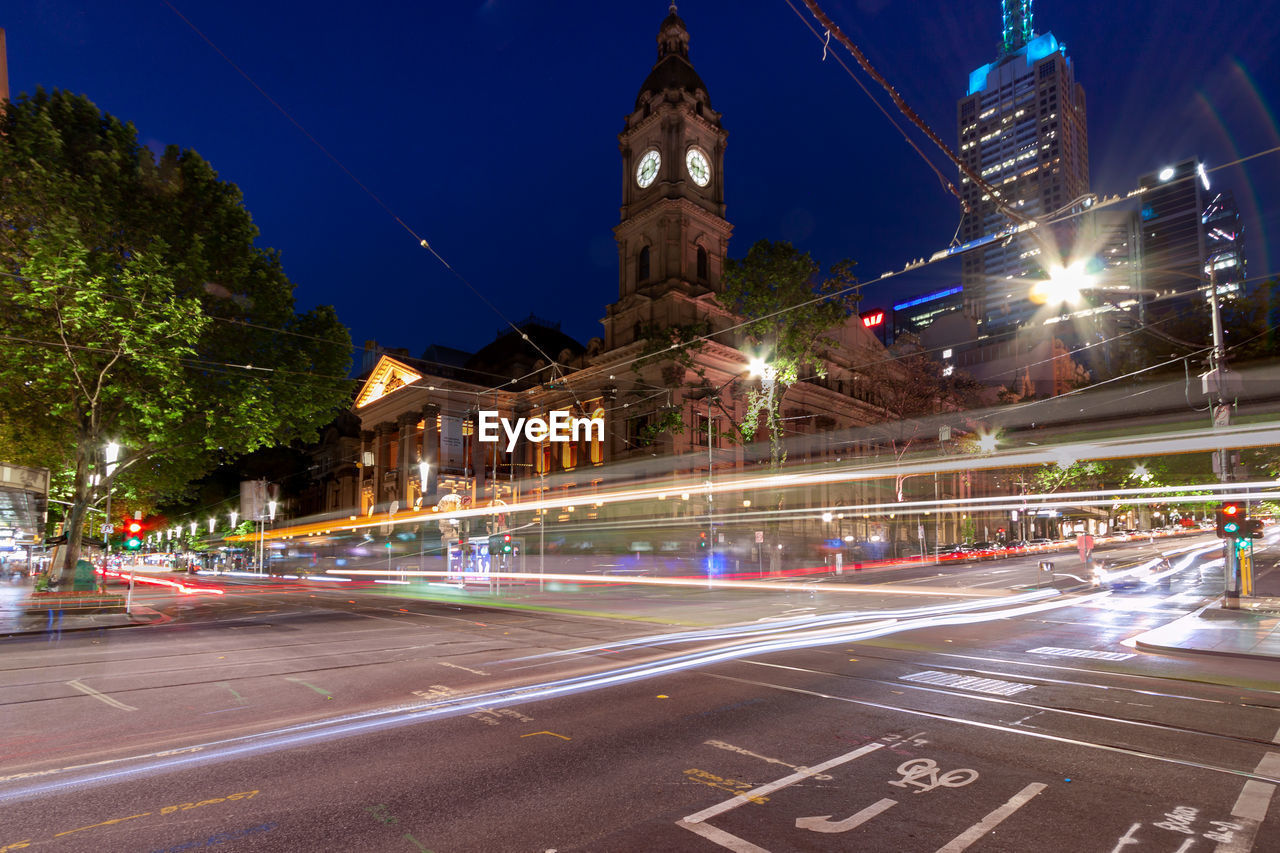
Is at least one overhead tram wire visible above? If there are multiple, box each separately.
[792,0,1027,224]
[163,2,1280,414]
[160,1,584,411]
[780,0,961,204]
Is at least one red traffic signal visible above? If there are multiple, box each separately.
[1216,502,1242,538]
[697,531,708,549]
[126,520,143,535]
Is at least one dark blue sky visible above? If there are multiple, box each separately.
[6,1,1280,360]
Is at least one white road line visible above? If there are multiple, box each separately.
[934,782,1047,852]
[65,679,137,712]
[1216,751,1280,853]
[704,740,833,781]
[1272,724,1280,745]
[675,820,770,853]
[682,741,886,824]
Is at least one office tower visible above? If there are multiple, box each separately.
[956,1,1090,333]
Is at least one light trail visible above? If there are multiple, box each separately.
[100,570,224,596]
[230,422,1280,544]
[0,590,1102,803]
[332,568,998,597]
[504,588,1061,661]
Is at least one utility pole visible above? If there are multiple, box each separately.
[1206,265,1242,608]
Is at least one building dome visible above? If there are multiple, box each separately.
[635,4,711,110]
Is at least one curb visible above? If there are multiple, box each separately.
[1,606,170,637]
[1132,636,1280,663]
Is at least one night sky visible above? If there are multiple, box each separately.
[6,1,1280,365]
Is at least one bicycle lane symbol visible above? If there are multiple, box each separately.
[677,740,1048,851]
[887,758,980,795]
[795,758,979,833]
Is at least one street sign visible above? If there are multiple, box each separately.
[754,531,764,543]
[100,523,114,534]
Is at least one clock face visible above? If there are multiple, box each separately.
[686,147,711,187]
[636,149,661,188]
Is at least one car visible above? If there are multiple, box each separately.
[1027,538,1052,547]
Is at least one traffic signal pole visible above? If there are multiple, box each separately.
[1206,267,1244,609]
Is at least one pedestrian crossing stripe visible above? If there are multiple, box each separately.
[900,671,1035,696]
[1027,646,1134,661]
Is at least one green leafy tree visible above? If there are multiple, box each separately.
[718,240,859,469]
[0,89,352,581]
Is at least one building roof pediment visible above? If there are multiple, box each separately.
[354,355,424,410]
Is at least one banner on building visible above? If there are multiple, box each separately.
[240,480,280,521]
[440,416,464,471]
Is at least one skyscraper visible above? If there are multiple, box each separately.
[1136,159,1246,309]
[956,1,1090,333]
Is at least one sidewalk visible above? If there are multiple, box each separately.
[1132,599,1280,661]
[0,577,165,637]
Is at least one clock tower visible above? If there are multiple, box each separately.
[605,4,732,349]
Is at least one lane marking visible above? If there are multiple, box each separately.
[1026,646,1135,661]
[65,680,137,712]
[675,820,770,853]
[284,676,331,697]
[1216,751,1280,852]
[438,661,489,676]
[682,741,885,825]
[703,671,1280,785]
[1110,822,1142,852]
[520,731,570,740]
[796,797,896,833]
[1272,724,1280,746]
[704,740,833,781]
[934,782,1047,852]
[900,671,1035,696]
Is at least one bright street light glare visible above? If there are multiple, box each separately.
[1030,262,1093,305]
[1158,166,1175,181]
[746,355,768,378]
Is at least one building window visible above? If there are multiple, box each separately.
[638,245,650,282]
[696,246,708,281]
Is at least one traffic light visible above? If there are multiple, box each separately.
[1216,502,1241,538]
[500,533,513,554]
[698,531,708,550]
[123,519,143,551]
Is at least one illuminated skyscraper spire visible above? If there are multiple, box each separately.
[1000,0,1034,55]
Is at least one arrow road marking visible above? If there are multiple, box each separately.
[66,680,136,712]
[796,797,896,833]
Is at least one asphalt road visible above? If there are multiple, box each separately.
[2,540,1277,852]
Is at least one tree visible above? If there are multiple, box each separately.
[858,334,984,504]
[718,240,859,571]
[0,89,353,582]
[718,240,859,468]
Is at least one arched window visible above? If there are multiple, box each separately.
[696,245,708,281]
[638,245,650,282]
